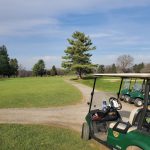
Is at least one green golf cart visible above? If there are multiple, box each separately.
[128,80,146,107]
[81,73,150,150]
[123,79,143,104]
[119,79,131,101]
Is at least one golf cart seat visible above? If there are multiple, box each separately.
[109,108,142,133]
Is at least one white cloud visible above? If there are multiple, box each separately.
[90,32,113,39]
[92,54,118,65]
[0,17,59,36]
[134,55,150,64]
[1,0,149,18]
[89,30,143,46]
[0,0,150,36]
[112,35,142,45]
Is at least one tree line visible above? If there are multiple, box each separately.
[96,62,146,74]
[19,62,66,77]
[0,45,65,77]
[62,31,150,78]
[96,55,146,73]
[32,59,65,77]
[1,31,150,78]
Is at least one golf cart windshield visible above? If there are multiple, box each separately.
[89,77,121,111]
[133,83,142,91]
[90,91,114,111]
[123,79,130,89]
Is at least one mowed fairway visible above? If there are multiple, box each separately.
[0,124,100,150]
[0,77,82,108]
[76,77,120,93]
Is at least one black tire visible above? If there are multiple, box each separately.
[81,122,90,140]
[134,98,143,107]
[124,95,130,103]
[119,94,124,101]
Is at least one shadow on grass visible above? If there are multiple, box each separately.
[82,76,95,80]
[70,77,78,80]
[0,78,13,82]
[70,75,95,81]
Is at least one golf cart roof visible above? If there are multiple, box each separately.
[94,73,150,79]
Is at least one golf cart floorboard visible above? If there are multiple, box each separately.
[94,132,107,141]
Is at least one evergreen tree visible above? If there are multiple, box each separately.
[62,31,96,78]
[97,65,105,73]
[133,62,144,73]
[111,64,117,73]
[51,65,57,76]
[9,58,19,76]
[0,45,10,76]
[32,59,45,76]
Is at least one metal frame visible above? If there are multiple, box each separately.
[117,78,123,99]
[88,77,97,113]
[138,79,150,130]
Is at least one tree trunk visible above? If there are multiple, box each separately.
[78,69,82,79]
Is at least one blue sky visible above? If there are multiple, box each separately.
[0,0,150,70]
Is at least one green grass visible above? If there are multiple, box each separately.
[76,76,144,93]
[76,77,120,93]
[0,77,82,108]
[0,124,100,150]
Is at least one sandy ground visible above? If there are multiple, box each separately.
[0,79,136,149]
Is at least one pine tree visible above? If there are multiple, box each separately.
[10,58,19,76]
[0,45,10,76]
[97,65,105,73]
[32,59,45,76]
[62,31,96,78]
[51,65,57,76]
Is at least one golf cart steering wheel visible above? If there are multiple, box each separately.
[109,97,122,110]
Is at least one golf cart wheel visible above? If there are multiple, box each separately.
[81,122,90,140]
[124,95,130,103]
[134,98,143,107]
[119,94,124,101]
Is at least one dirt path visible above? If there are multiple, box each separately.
[0,80,98,131]
[0,79,135,132]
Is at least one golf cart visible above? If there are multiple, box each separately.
[119,78,132,101]
[123,79,149,107]
[81,73,150,150]
[128,79,146,107]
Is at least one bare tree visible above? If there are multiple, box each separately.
[18,64,32,77]
[117,54,134,73]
